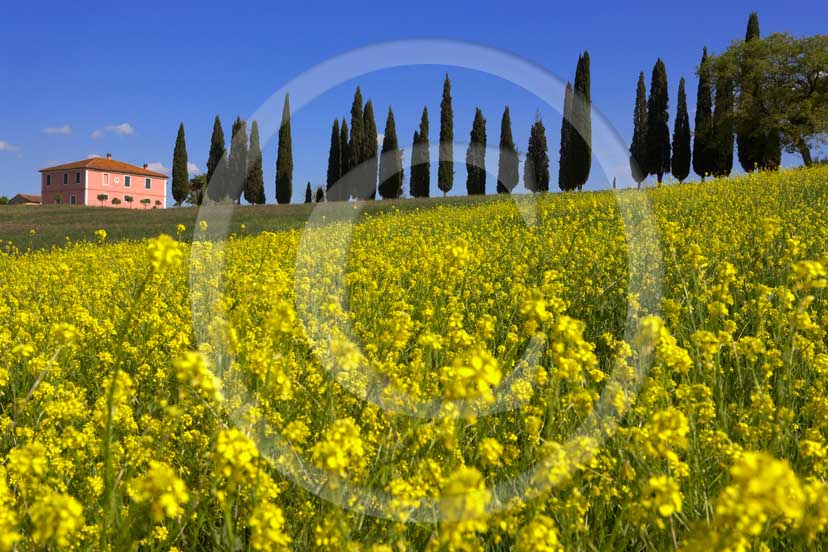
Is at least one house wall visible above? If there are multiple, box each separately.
[41,169,85,205]
[41,169,167,208]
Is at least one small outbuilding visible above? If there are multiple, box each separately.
[8,193,42,205]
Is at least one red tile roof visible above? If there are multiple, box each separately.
[39,157,167,178]
[10,194,42,204]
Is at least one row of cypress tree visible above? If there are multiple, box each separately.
[630,12,781,186]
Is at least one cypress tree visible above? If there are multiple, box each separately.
[558,82,575,191]
[275,94,293,204]
[736,12,781,172]
[630,72,648,186]
[362,99,378,199]
[525,114,549,192]
[304,182,312,203]
[228,116,248,203]
[172,122,189,205]
[378,107,403,199]
[571,51,592,191]
[206,115,226,202]
[315,186,324,203]
[326,119,341,201]
[465,108,487,195]
[646,58,671,183]
[693,48,715,180]
[348,87,365,199]
[672,78,691,182]
[411,107,430,198]
[712,64,734,177]
[339,118,349,199]
[496,106,519,193]
[245,121,265,204]
[438,74,454,196]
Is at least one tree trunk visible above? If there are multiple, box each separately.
[797,140,813,167]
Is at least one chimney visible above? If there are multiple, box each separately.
[143,163,148,169]
[106,153,112,160]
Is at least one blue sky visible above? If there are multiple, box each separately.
[0,1,824,203]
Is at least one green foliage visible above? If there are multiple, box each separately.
[630,72,648,185]
[326,119,342,201]
[646,58,671,183]
[275,94,293,204]
[244,121,265,204]
[693,48,716,180]
[361,99,378,200]
[189,175,207,206]
[718,32,826,167]
[672,78,692,182]
[0,196,7,205]
[348,87,365,199]
[410,107,430,198]
[712,63,735,177]
[378,107,403,199]
[571,51,592,191]
[339,119,349,200]
[496,106,519,193]
[558,82,575,191]
[525,114,549,192]
[171,123,189,205]
[228,117,248,203]
[465,108,487,195]
[438,74,454,196]
[205,115,226,201]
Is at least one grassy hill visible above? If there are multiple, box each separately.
[0,194,498,250]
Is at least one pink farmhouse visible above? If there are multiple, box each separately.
[40,154,167,208]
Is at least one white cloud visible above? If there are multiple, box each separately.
[146,162,170,174]
[187,162,201,174]
[91,123,135,139]
[43,125,72,135]
[0,140,19,152]
[87,153,102,159]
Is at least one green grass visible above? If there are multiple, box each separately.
[0,195,499,250]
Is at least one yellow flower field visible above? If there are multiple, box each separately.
[2,166,828,550]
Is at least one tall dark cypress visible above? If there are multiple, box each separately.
[672,78,691,182]
[315,186,324,203]
[693,48,715,180]
[496,107,519,193]
[304,182,312,203]
[630,72,648,186]
[737,12,780,172]
[712,64,734,177]
[410,107,430,198]
[339,118,349,198]
[275,94,293,204]
[172,122,189,205]
[378,107,403,199]
[348,87,365,200]
[326,119,341,201]
[465,108,487,195]
[558,82,575,191]
[438,74,454,196]
[571,52,592,191]
[206,115,226,201]
[228,117,248,203]
[362,99,378,199]
[646,58,671,183]
[245,121,265,204]
[525,114,549,192]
